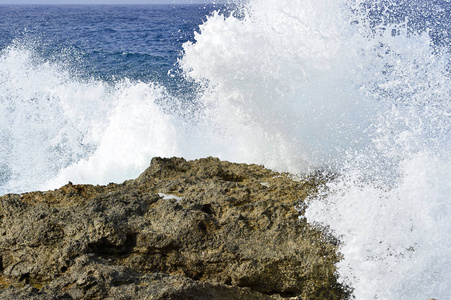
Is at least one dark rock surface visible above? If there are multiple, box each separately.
[0,157,348,299]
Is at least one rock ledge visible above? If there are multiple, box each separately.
[0,157,348,299]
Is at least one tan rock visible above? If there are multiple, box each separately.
[0,157,349,299]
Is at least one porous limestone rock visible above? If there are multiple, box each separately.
[0,157,349,299]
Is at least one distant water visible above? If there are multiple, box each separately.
[0,1,450,299]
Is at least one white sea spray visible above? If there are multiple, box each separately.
[0,2,449,298]
[181,0,451,298]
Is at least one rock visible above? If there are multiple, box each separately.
[0,157,349,299]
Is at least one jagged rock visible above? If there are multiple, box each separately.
[0,157,349,299]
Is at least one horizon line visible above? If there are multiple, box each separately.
[0,3,226,6]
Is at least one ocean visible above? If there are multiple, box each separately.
[0,1,450,299]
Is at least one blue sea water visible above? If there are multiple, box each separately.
[0,1,450,299]
[0,4,221,90]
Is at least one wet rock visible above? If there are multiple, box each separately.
[0,157,349,299]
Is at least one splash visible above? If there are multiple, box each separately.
[181,0,376,172]
[0,44,181,193]
[0,45,108,193]
[180,0,451,298]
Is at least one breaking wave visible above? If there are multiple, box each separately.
[0,1,450,299]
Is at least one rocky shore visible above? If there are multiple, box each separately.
[0,157,349,299]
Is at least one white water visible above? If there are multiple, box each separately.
[0,44,183,192]
[1,0,450,299]
[183,0,451,298]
